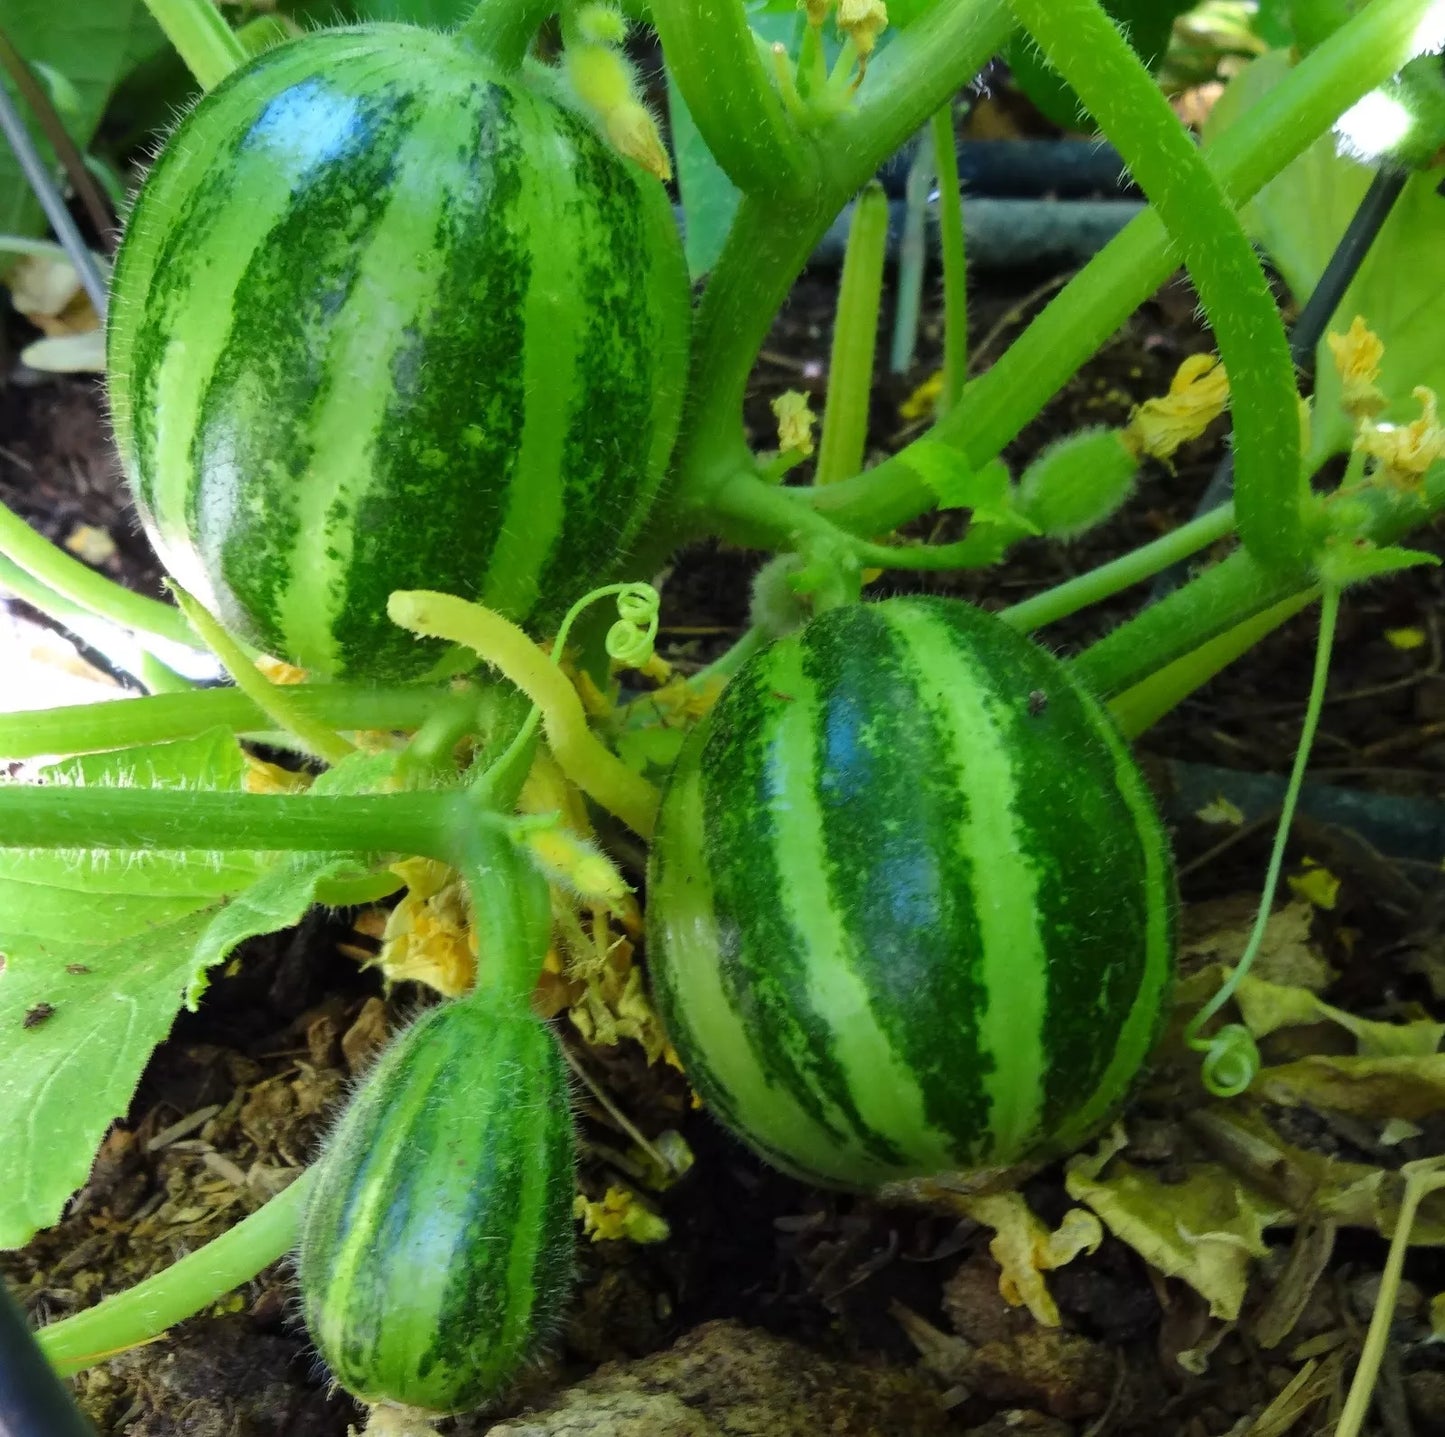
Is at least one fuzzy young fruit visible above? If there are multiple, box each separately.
[297,995,576,1413]
[647,595,1176,1189]
[107,25,690,681]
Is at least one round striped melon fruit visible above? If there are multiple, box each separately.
[107,25,689,682]
[646,595,1176,1189]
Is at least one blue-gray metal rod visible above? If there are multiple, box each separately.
[0,79,108,316]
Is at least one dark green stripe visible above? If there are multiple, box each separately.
[186,79,418,662]
[910,597,1161,1135]
[533,109,658,622]
[414,1010,533,1403]
[803,605,993,1163]
[698,649,903,1168]
[331,79,531,679]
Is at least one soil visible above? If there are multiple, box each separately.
[5,244,1445,1437]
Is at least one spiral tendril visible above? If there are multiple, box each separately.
[1196,1022,1260,1098]
[605,584,661,668]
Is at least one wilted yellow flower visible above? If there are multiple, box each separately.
[1357,386,1445,488]
[574,1186,670,1244]
[838,0,888,57]
[772,389,817,456]
[1326,315,1386,422]
[243,753,311,795]
[255,655,308,684]
[1122,353,1230,462]
[374,858,476,996]
[899,371,943,423]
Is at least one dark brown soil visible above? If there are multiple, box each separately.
[4,252,1445,1437]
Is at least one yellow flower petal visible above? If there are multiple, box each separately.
[1326,315,1386,422]
[1122,354,1230,463]
[772,389,817,457]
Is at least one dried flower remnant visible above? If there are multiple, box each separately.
[772,390,818,457]
[1122,353,1230,462]
[1357,386,1445,490]
[1327,316,1387,422]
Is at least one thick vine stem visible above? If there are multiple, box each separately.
[649,0,813,197]
[0,684,460,762]
[456,0,557,71]
[1006,0,1305,576]
[141,0,247,90]
[38,1170,314,1376]
[656,0,1016,541]
[809,0,1445,541]
[0,786,468,860]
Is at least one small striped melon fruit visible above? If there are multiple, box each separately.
[297,994,575,1413]
[646,595,1176,1189]
[107,25,689,681]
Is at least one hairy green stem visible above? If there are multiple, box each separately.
[171,585,355,766]
[0,786,467,860]
[0,499,196,650]
[0,684,461,761]
[656,0,1015,541]
[816,182,889,487]
[1069,547,1297,699]
[1108,590,1314,736]
[456,0,555,70]
[39,1171,312,1377]
[811,0,1445,539]
[141,0,247,89]
[1007,0,1304,575]
[649,0,812,195]
[930,104,967,412]
[999,503,1237,634]
[457,824,553,1002]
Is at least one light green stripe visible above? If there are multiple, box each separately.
[888,603,1050,1158]
[651,765,847,1176]
[273,99,453,676]
[481,92,578,618]
[764,640,952,1179]
[1053,705,1174,1148]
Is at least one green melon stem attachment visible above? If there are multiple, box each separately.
[457,0,557,72]
[387,585,661,837]
[1184,584,1341,1097]
[170,582,357,767]
[455,818,555,1004]
[141,0,247,90]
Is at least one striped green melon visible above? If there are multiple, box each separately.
[647,596,1176,1189]
[297,994,575,1414]
[107,25,689,682]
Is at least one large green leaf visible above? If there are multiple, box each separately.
[0,0,164,238]
[1207,49,1445,465]
[0,739,397,1248]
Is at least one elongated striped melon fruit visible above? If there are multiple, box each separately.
[107,25,689,681]
[297,994,575,1413]
[647,596,1176,1189]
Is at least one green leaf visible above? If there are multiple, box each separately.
[0,738,398,1248]
[1315,543,1441,589]
[1007,0,1196,130]
[899,443,1011,512]
[0,0,164,239]
[1208,50,1445,466]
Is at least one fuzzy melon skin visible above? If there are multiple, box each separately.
[297,995,576,1414]
[107,24,690,681]
[646,595,1177,1189]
